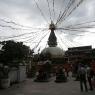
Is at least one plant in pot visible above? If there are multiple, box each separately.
[0,65,10,89]
[0,64,3,88]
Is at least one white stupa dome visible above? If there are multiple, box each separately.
[41,47,65,58]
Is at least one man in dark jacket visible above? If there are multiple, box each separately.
[87,66,94,90]
[79,66,88,92]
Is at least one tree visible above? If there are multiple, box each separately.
[0,40,32,65]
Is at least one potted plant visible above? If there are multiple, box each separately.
[0,64,3,88]
[0,65,10,89]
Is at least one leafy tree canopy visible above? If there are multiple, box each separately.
[0,40,33,65]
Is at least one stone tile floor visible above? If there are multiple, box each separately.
[0,77,95,95]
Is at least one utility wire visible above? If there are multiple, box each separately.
[17,32,42,42]
[34,0,49,24]
[60,30,84,36]
[32,31,48,44]
[0,28,46,40]
[0,18,34,29]
[55,31,68,49]
[56,11,62,25]
[22,30,46,43]
[56,0,75,25]
[65,20,95,28]
[0,23,47,30]
[46,0,52,21]
[0,31,41,39]
[62,0,84,24]
[53,0,55,22]
[54,31,63,49]
[57,27,88,33]
[28,30,48,45]
[56,0,84,26]
[59,34,71,48]
[55,0,67,24]
[56,30,79,48]
[33,31,49,50]
[7,32,39,41]
[61,34,77,47]
[59,32,75,47]
[65,25,95,29]
[60,29,95,37]
[59,0,76,23]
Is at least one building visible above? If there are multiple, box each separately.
[65,46,92,64]
[65,46,95,72]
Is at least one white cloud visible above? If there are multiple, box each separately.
[0,0,95,52]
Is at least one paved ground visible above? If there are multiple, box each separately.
[0,76,95,95]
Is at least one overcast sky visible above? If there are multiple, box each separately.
[0,0,95,52]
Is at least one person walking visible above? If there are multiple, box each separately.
[86,66,94,91]
[78,65,88,92]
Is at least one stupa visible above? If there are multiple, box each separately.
[41,21,65,59]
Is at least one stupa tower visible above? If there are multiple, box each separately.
[48,21,57,47]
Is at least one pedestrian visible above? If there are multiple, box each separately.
[78,65,88,92]
[92,76,95,88]
[65,68,69,77]
[86,66,94,90]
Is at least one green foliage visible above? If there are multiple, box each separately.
[0,40,32,65]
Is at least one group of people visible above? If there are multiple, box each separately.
[78,64,95,92]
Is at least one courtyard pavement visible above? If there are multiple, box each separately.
[0,76,95,95]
